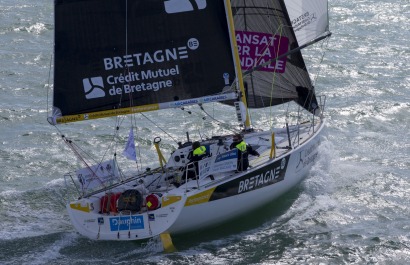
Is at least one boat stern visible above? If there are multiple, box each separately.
[67,193,187,241]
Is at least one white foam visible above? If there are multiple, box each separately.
[20,232,79,265]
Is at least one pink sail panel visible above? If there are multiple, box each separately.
[236,31,289,73]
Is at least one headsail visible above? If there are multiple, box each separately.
[285,0,330,46]
[52,0,236,124]
[230,0,330,114]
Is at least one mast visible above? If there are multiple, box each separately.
[225,0,251,129]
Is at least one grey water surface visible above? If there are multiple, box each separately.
[0,0,409,264]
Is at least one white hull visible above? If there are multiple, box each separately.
[170,121,323,234]
[66,120,324,241]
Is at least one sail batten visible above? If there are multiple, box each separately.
[50,92,238,125]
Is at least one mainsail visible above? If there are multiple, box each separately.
[231,0,330,114]
[52,0,236,124]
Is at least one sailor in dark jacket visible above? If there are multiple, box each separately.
[230,134,259,171]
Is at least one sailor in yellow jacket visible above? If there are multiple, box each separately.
[185,141,208,179]
[230,134,259,171]
[192,141,207,158]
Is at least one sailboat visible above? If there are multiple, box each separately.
[48,0,331,245]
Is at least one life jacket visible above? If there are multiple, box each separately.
[235,141,247,152]
[193,146,206,156]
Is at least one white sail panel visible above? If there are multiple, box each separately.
[285,0,329,46]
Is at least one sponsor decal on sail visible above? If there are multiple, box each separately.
[291,12,318,33]
[236,31,289,73]
[103,47,189,70]
[83,77,105,99]
[168,93,236,108]
[83,39,201,100]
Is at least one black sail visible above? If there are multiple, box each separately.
[231,0,320,114]
[53,0,235,122]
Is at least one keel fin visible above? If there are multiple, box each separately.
[160,233,177,253]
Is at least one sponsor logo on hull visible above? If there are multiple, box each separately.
[295,141,320,173]
[109,216,144,231]
[184,155,290,205]
[70,202,90,213]
[185,187,217,207]
[211,156,289,200]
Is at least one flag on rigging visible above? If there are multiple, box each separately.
[123,128,137,161]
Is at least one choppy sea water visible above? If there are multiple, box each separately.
[0,0,409,264]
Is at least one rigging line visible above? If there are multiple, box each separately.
[113,118,128,175]
[67,137,99,164]
[269,24,284,128]
[125,0,128,54]
[79,117,124,172]
[260,15,283,110]
[181,105,233,135]
[197,125,203,141]
[100,123,122,164]
[239,1,256,126]
[285,101,291,123]
[198,104,237,133]
[115,118,142,173]
[111,0,141,170]
[139,112,178,143]
[114,0,129,113]
[62,136,107,189]
[46,53,53,120]
[124,0,135,113]
[297,37,331,116]
[53,119,117,171]
[308,38,331,117]
[183,106,206,140]
[51,125,89,161]
[133,126,143,171]
[312,37,331,85]
[211,102,216,138]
